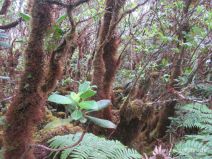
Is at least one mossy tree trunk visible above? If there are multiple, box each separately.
[92,0,126,120]
[3,1,79,158]
[3,1,51,158]
[0,0,11,15]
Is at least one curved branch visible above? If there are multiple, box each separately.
[0,0,11,15]
[0,18,22,30]
[44,0,89,8]
[31,131,85,152]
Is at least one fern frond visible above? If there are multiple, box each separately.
[173,140,211,159]
[173,103,212,132]
[172,103,212,159]
[48,132,142,159]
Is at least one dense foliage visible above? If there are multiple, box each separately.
[0,0,211,159]
[170,103,212,159]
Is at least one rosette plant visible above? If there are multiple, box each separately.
[47,81,116,129]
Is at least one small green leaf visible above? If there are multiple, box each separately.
[70,92,80,102]
[52,25,63,35]
[56,14,67,24]
[71,110,83,120]
[79,81,91,92]
[48,94,73,104]
[86,115,116,129]
[79,101,98,110]
[19,13,31,22]
[161,58,169,66]
[79,90,96,99]
[79,117,87,123]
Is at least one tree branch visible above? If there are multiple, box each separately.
[31,131,85,152]
[21,131,86,159]
[0,0,11,15]
[0,18,22,30]
[44,0,89,8]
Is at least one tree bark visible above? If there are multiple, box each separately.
[0,0,11,15]
[112,0,192,152]
[92,0,126,120]
[3,1,51,158]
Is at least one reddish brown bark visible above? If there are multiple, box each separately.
[3,0,85,158]
[169,0,191,87]
[0,0,11,15]
[102,36,121,120]
[112,0,192,151]
[3,1,51,158]
[42,28,77,94]
[0,18,22,30]
[92,0,126,120]
[92,0,114,101]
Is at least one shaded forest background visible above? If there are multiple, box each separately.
[0,0,211,159]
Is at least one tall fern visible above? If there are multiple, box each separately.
[171,103,212,159]
[48,132,142,159]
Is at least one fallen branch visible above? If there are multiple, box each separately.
[31,131,85,152]
[169,87,210,104]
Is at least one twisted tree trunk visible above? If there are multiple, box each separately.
[3,1,51,158]
[3,1,79,158]
[0,0,11,15]
[92,0,126,120]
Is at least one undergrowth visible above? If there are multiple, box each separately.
[48,132,142,159]
[170,103,212,159]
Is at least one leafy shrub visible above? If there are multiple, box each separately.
[47,81,116,129]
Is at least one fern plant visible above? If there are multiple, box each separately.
[170,103,212,159]
[48,132,142,159]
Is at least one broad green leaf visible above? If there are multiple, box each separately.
[95,100,111,111]
[44,118,72,129]
[71,110,83,120]
[79,81,91,92]
[86,115,116,129]
[70,92,80,102]
[79,101,98,110]
[79,89,96,99]
[48,94,73,104]
[19,13,31,22]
